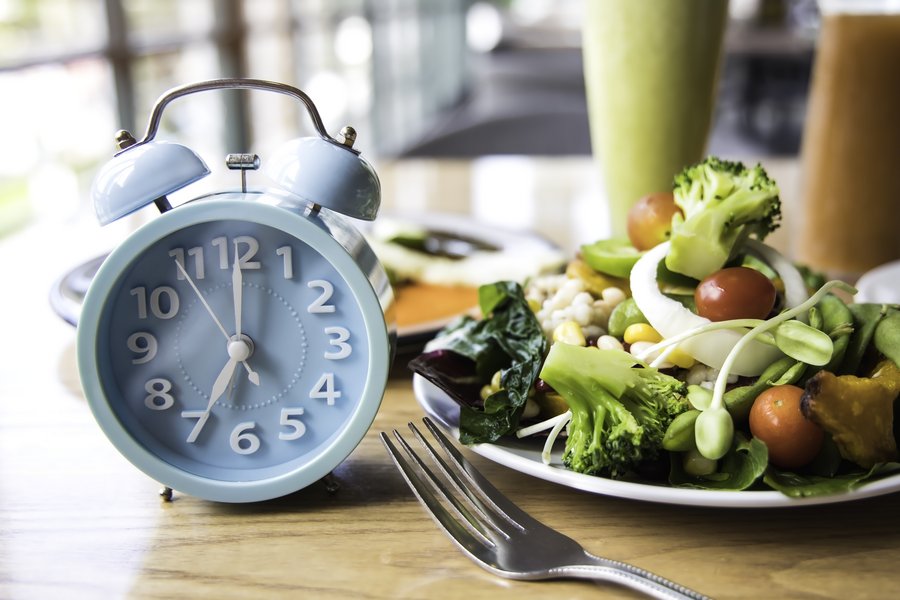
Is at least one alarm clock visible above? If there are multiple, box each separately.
[77,79,395,503]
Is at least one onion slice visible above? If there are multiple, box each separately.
[629,241,809,377]
[743,238,809,318]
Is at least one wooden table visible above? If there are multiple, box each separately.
[3,158,899,599]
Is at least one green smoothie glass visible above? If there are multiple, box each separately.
[583,0,729,237]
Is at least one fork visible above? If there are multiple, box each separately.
[381,418,709,600]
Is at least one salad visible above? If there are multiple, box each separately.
[410,157,900,497]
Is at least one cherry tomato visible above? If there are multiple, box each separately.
[749,385,824,469]
[627,192,682,251]
[694,267,776,322]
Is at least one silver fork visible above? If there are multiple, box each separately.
[381,418,709,600]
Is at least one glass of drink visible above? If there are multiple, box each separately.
[582,0,730,237]
[796,0,900,278]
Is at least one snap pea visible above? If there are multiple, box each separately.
[662,409,700,452]
[723,355,804,422]
[874,311,900,368]
[814,293,854,375]
[840,303,891,375]
[808,305,823,331]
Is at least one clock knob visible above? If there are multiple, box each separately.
[265,134,381,222]
[91,133,210,225]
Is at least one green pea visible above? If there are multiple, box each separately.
[687,385,712,410]
[662,409,701,452]
[607,297,647,338]
[695,407,734,461]
[773,320,833,366]
[682,448,718,477]
[874,311,900,368]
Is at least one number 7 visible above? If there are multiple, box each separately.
[181,410,211,443]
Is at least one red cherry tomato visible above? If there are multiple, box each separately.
[627,192,682,251]
[694,267,776,322]
[749,385,824,469]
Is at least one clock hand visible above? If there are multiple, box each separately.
[207,356,238,412]
[231,252,260,386]
[175,259,229,339]
[232,247,242,339]
[175,258,260,385]
[206,338,252,412]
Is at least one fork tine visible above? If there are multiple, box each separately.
[390,429,503,540]
[380,431,496,551]
[422,417,541,531]
[408,421,521,535]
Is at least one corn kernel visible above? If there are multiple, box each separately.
[666,346,696,369]
[552,320,586,346]
[490,370,502,389]
[623,323,662,344]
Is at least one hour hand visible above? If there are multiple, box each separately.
[206,338,253,412]
[207,356,238,412]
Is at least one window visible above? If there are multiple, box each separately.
[0,0,469,236]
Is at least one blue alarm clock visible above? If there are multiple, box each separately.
[77,79,395,503]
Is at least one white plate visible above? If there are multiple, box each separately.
[855,259,900,304]
[413,375,900,508]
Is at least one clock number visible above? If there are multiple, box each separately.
[169,246,205,280]
[144,378,175,410]
[211,236,229,269]
[181,410,211,443]
[307,280,336,313]
[127,332,158,364]
[323,326,352,359]
[310,372,341,406]
[131,286,179,320]
[230,422,261,455]
[279,407,307,440]
[212,236,260,270]
[234,236,261,269]
[276,245,293,279]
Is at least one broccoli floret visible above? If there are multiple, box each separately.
[666,156,781,280]
[539,343,689,478]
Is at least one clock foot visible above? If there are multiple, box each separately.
[322,473,340,494]
[159,486,174,502]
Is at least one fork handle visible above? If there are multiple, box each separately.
[557,555,710,600]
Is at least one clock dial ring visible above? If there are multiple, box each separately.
[77,194,392,502]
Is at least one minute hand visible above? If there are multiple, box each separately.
[232,250,242,339]
[174,259,260,385]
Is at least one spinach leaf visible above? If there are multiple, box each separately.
[409,281,547,444]
[840,303,892,375]
[763,462,900,498]
[669,434,768,491]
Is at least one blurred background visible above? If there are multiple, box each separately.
[0,0,819,238]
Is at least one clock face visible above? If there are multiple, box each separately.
[78,196,391,502]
